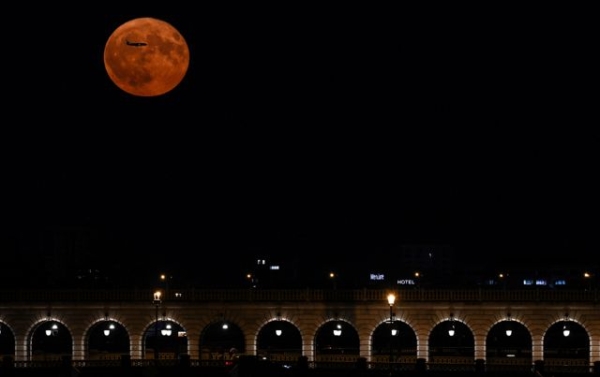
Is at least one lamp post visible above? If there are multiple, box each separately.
[153,290,162,361]
[387,293,396,376]
[160,274,171,299]
[329,272,337,290]
[505,313,512,337]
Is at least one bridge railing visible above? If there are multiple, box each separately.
[3,356,598,375]
[0,288,597,303]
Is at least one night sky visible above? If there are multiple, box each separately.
[2,4,598,289]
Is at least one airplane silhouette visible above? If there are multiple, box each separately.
[126,40,147,47]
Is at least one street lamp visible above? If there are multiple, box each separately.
[387,293,396,375]
[104,323,115,336]
[329,272,337,290]
[160,274,172,299]
[562,313,571,337]
[45,323,58,337]
[153,290,162,361]
[448,313,456,336]
[505,313,512,337]
[333,323,342,336]
[161,324,172,336]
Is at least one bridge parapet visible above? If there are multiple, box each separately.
[0,288,597,303]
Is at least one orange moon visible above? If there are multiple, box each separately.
[104,17,189,97]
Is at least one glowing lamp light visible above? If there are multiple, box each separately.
[161,324,172,336]
[104,323,115,336]
[387,293,396,307]
[275,329,282,336]
[386,293,396,374]
[506,313,512,336]
[46,323,58,336]
[563,325,570,337]
[391,328,398,336]
[333,323,342,336]
[448,325,455,337]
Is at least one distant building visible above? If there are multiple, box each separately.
[246,255,285,288]
[8,225,114,288]
[362,244,456,289]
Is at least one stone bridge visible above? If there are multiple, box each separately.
[0,288,598,373]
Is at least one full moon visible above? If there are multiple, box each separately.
[104,17,189,97]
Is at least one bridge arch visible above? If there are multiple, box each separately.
[1,287,600,373]
[256,317,302,362]
[84,318,130,360]
[28,319,72,362]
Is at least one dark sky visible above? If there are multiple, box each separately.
[2,4,598,288]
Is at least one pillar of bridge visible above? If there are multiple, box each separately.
[129,334,143,360]
[473,332,486,361]
[531,334,543,364]
[72,332,85,361]
[15,334,28,361]
[302,329,316,361]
